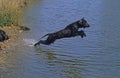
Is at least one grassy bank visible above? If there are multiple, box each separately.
[0,0,32,26]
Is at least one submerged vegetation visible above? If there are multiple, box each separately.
[0,0,32,27]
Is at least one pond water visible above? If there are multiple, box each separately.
[0,0,120,78]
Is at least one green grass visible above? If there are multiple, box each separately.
[0,12,13,26]
[0,0,33,27]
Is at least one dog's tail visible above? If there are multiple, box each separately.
[34,33,50,46]
[39,33,50,40]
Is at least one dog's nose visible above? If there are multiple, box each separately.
[88,24,90,27]
[87,24,90,27]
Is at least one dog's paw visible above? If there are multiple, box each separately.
[81,33,86,38]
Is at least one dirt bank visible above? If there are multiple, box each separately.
[0,25,23,51]
[0,0,34,64]
[0,25,25,64]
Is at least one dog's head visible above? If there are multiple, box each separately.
[79,18,90,28]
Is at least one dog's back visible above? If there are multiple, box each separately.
[52,28,72,39]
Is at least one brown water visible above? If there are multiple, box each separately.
[0,0,120,78]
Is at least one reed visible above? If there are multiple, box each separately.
[0,0,31,27]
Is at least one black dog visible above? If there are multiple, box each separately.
[0,29,9,42]
[34,18,90,46]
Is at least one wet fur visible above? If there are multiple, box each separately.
[34,18,90,46]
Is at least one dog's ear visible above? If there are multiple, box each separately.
[79,17,84,23]
[79,19,82,24]
[82,17,85,20]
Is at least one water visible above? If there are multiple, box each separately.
[0,0,120,78]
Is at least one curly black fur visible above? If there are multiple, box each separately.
[34,18,90,46]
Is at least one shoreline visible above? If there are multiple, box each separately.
[0,26,24,52]
[0,0,33,53]
[0,25,25,64]
[0,0,34,64]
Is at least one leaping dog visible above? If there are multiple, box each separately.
[34,18,90,46]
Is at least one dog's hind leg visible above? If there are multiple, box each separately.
[34,39,55,46]
[34,40,48,46]
[34,34,56,46]
[39,40,52,45]
[34,40,41,46]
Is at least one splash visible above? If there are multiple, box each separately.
[23,38,37,47]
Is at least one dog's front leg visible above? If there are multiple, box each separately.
[77,30,86,38]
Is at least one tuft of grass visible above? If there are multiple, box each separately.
[0,0,32,27]
[0,12,12,26]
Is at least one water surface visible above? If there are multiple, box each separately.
[0,0,120,78]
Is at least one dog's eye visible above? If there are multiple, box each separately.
[82,21,86,24]
[82,21,85,24]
